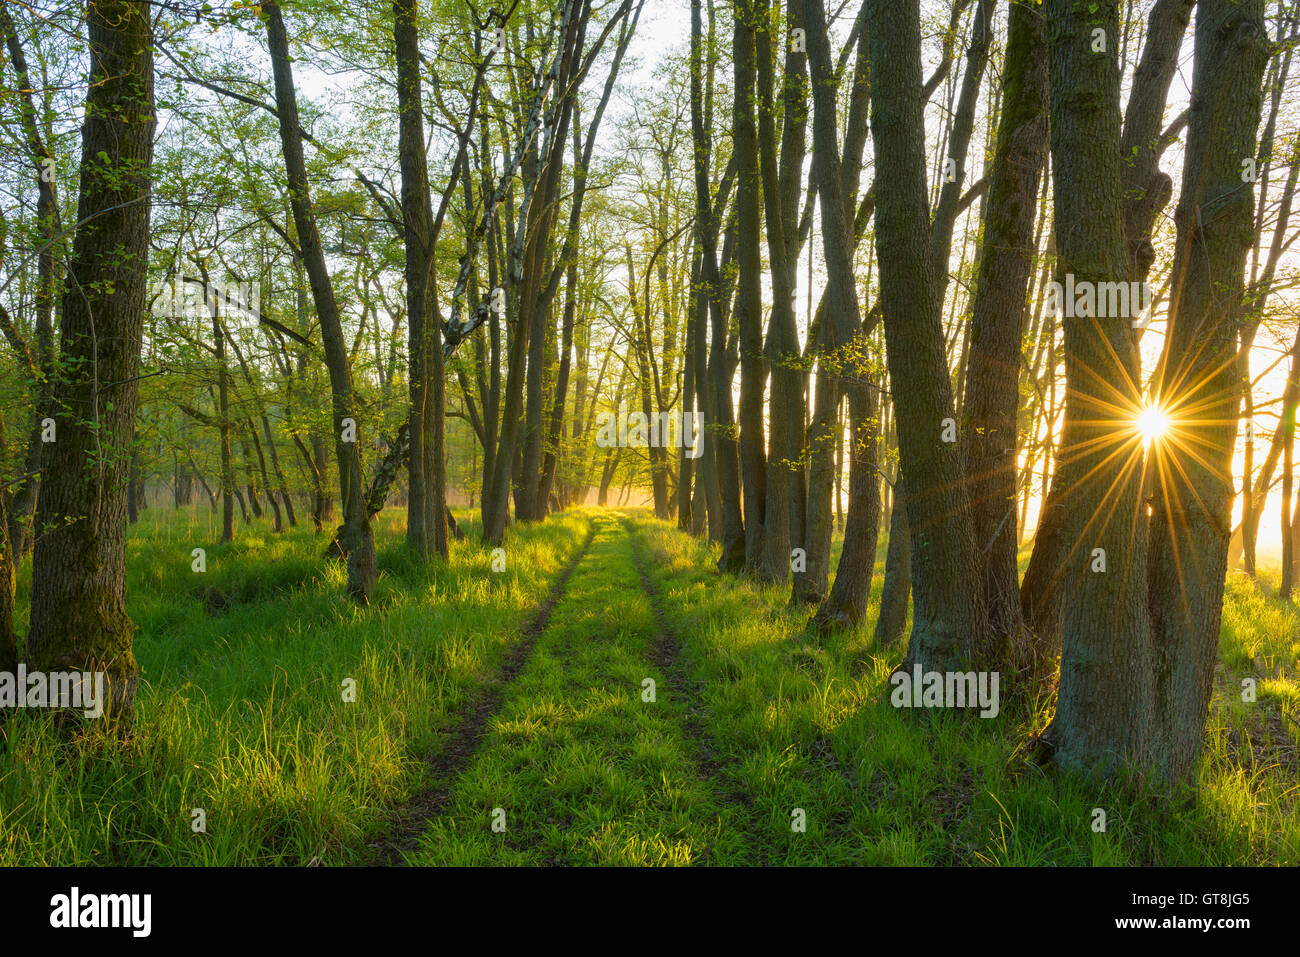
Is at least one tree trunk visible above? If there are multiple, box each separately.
[867,0,986,670]
[265,1,376,603]
[692,0,744,570]
[755,0,805,584]
[201,265,235,544]
[247,420,282,532]
[1,6,61,565]
[261,414,296,527]
[1282,405,1294,597]
[817,379,881,629]
[0,491,18,676]
[395,0,448,561]
[1147,0,1268,783]
[539,246,579,515]
[799,0,881,628]
[1042,0,1155,775]
[25,0,155,722]
[679,250,698,532]
[874,473,912,645]
[1021,0,1193,654]
[733,0,768,573]
[1242,318,1300,572]
[961,0,1048,665]
[688,2,723,544]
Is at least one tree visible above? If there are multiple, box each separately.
[867,0,986,670]
[1,4,60,564]
[25,0,156,721]
[1043,0,1268,784]
[733,0,769,574]
[1147,0,1270,782]
[961,0,1049,666]
[799,0,881,627]
[394,0,450,561]
[692,0,746,570]
[263,1,377,603]
[1021,0,1194,644]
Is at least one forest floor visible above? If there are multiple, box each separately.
[0,505,1297,865]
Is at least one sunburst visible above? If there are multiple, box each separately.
[1135,401,1172,447]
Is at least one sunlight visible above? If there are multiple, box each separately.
[1136,402,1171,446]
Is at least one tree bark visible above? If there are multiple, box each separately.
[756,0,805,584]
[395,0,449,561]
[867,0,986,670]
[1021,0,1193,650]
[26,0,155,722]
[1,6,60,563]
[1043,0,1154,775]
[800,0,881,628]
[961,0,1048,664]
[874,473,912,645]
[265,1,376,603]
[0,489,18,676]
[1148,0,1269,783]
[692,0,744,570]
[733,0,768,574]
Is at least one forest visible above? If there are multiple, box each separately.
[0,0,1297,877]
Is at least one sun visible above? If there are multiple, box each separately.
[1135,402,1171,446]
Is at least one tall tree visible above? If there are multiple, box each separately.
[961,0,1049,664]
[1042,0,1268,784]
[800,0,881,627]
[1,5,60,563]
[1147,0,1269,783]
[263,1,377,602]
[756,0,805,585]
[25,0,156,720]
[867,0,986,669]
[1021,0,1194,644]
[1042,0,1154,775]
[692,0,746,570]
[733,0,769,573]
[395,0,449,560]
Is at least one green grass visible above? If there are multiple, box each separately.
[0,503,1296,865]
[408,511,730,865]
[631,513,1300,865]
[0,504,591,864]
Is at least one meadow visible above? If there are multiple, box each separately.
[1,504,1296,865]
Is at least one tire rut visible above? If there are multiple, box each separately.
[619,514,765,864]
[367,520,597,865]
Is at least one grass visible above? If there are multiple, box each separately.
[632,514,1300,865]
[408,511,728,865]
[0,503,1296,865]
[0,503,591,864]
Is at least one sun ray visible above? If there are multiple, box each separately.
[1136,402,1171,445]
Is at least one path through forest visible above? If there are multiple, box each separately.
[372,512,753,866]
[353,507,1300,866]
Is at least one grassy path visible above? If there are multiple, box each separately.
[370,521,598,864]
[404,511,746,865]
[620,514,772,862]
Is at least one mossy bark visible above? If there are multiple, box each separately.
[867,0,987,671]
[25,0,154,722]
